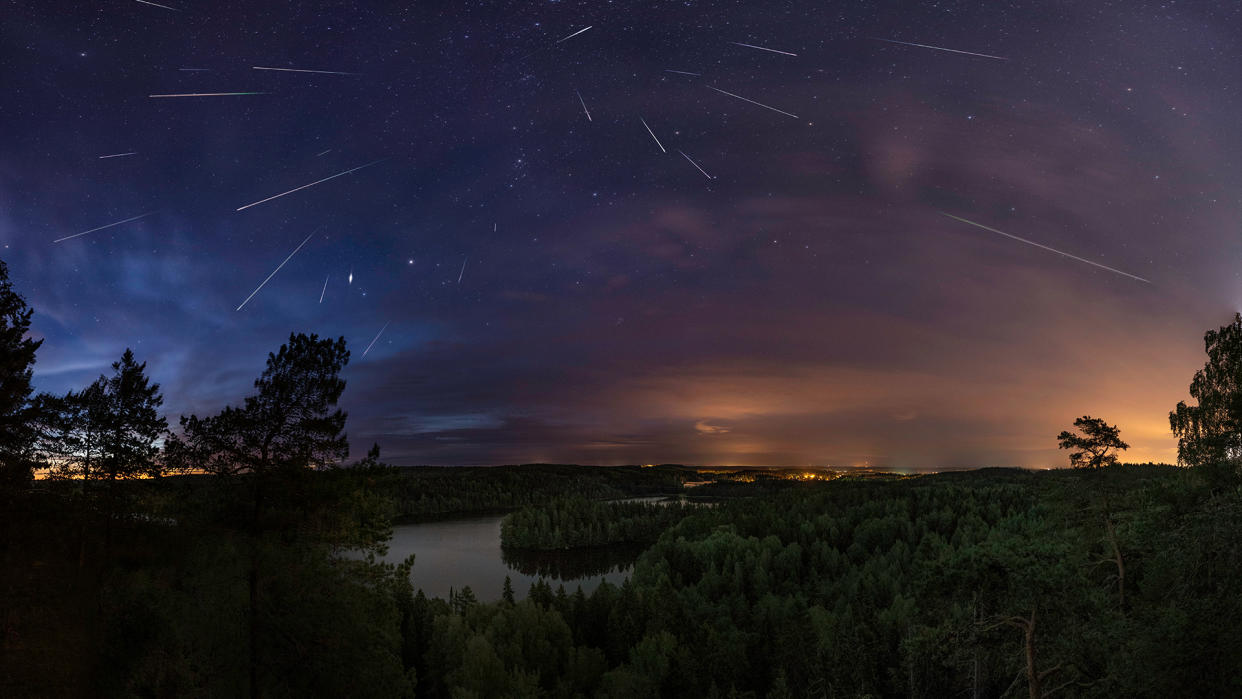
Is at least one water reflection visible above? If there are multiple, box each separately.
[501,543,645,580]
[380,513,636,601]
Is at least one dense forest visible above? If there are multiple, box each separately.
[388,465,688,522]
[3,255,1242,697]
[500,496,699,549]
[404,466,1242,698]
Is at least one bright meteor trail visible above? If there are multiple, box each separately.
[236,159,387,211]
[53,212,153,243]
[252,66,362,76]
[134,0,180,11]
[575,89,592,122]
[98,152,136,159]
[236,232,315,311]
[939,213,1150,284]
[556,26,592,43]
[678,150,714,179]
[875,38,1008,61]
[730,41,797,56]
[149,92,267,98]
[640,117,666,153]
[362,322,390,357]
[706,86,799,119]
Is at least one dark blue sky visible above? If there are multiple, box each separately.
[4,0,1239,467]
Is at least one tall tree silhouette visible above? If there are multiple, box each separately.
[46,349,166,484]
[1171,313,1242,489]
[1056,416,1128,470]
[165,332,350,699]
[0,259,43,490]
[1056,416,1130,608]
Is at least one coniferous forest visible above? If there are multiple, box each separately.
[3,255,1242,698]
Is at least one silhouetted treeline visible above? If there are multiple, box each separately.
[500,496,698,549]
[387,464,689,521]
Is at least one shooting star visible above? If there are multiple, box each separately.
[678,150,714,179]
[319,275,329,303]
[236,232,315,311]
[706,85,799,119]
[316,149,332,156]
[556,25,592,43]
[252,66,362,76]
[236,158,387,211]
[730,41,797,56]
[98,152,136,159]
[53,212,153,243]
[457,257,467,284]
[150,92,267,98]
[639,117,666,153]
[664,69,701,76]
[575,89,592,122]
[939,213,1150,284]
[134,0,180,11]
[874,38,1007,61]
[362,322,389,357]
[348,267,353,285]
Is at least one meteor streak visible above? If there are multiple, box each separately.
[319,275,329,303]
[98,152,136,159]
[875,38,1007,61]
[639,117,666,153]
[134,0,180,11]
[730,41,797,56]
[664,69,701,76]
[149,92,267,97]
[236,159,387,211]
[939,213,1150,284]
[556,25,592,43]
[706,85,799,119]
[458,257,467,284]
[54,212,153,243]
[316,149,332,156]
[236,232,315,311]
[678,150,714,179]
[252,66,362,76]
[575,89,592,121]
[362,323,389,357]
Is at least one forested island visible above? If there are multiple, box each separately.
[3,259,1242,697]
[500,496,699,549]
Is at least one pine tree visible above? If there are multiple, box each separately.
[0,259,43,490]
[163,332,349,699]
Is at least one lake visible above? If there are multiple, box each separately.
[377,512,640,602]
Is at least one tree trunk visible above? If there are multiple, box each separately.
[1102,497,1125,610]
[249,476,264,699]
[1023,610,1039,699]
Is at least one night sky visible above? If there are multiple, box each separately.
[5,1,1239,468]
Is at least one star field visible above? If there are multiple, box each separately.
[3,0,1239,467]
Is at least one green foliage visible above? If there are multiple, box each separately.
[501,496,697,549]
[1057,415,1129,469]
[404,467,1242,698]
[1170,312,1242,489]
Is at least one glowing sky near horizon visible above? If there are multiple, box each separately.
[3,0,1239,467]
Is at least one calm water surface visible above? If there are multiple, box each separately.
[380,513,635,602]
